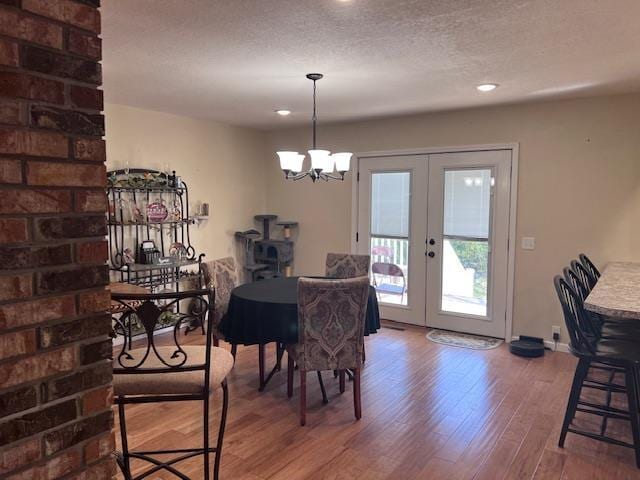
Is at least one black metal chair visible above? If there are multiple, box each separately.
[580,253,602,280]
[554,276,640,468]
[112,289,234,480]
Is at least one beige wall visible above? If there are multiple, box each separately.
[105,103,268,268]
[265,93,640,342]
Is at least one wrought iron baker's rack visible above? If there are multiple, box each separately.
[107,168,204,291]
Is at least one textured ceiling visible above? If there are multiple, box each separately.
[102,0,640,129]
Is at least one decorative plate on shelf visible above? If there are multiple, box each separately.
[147,201,168,222]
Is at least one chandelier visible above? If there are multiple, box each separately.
[277,73,352,182]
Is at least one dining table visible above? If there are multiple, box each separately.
[218,276,381,391]
[108,282,149,313]
[584,262,640,320]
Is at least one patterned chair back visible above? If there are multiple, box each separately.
[325,253,371,279]
[201,256,237,327]
[296,276,370,371]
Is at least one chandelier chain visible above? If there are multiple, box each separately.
[312,79,317,150]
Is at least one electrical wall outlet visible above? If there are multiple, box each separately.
[552,325,561,340]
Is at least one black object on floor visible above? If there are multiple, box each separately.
[510,335,545,357]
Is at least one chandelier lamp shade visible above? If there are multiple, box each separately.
[277,73,352,182]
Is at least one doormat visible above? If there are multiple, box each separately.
[426,329,503,350]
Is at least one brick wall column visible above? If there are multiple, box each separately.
[0,0,114,478]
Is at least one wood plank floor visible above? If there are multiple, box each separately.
[114,322,639,479]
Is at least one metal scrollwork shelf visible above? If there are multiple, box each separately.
[107,168,204,291]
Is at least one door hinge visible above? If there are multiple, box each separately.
[357,172,360,182]
[356,232,359,242]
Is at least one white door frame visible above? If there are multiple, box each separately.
[350,143,519,342]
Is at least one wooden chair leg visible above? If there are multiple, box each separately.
[287,354,294,398]
[339,370,346,393]
[559,358,589,447]
[258,344,265,391]
[213,336,219,347]
[353,368,362,420]
[300,368,306,426]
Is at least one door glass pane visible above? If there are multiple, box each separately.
[370,171,410,306]
[371,172,410,237]
[371,237,408,306]
[441,168,492,317]
[443,169,492,238]
[442,239,488,316]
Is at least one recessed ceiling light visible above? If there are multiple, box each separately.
[275,109,291,116]
[477,83,498,92]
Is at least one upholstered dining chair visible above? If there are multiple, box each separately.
[286,276,370,426]
[112,289,234,480]
[325,252,371,279]
[201,256,239,358]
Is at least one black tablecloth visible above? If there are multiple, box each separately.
[219,277,380,345]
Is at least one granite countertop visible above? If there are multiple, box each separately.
[584,262,640,319]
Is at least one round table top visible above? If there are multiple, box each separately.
[109,282,148,296]
[231,276,300,305]
[109,282,148,313]
[220,276,380,346]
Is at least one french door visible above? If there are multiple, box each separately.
[356,149,513,338]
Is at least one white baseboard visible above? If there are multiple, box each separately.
[510,336,569,353]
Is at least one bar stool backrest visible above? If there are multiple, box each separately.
[579,253,601,280]
[563,266,601,338]
[570,259,597,292]
[554,275,596,356]
[111,289,214,381]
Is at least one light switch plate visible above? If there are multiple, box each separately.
[521,237,535,250]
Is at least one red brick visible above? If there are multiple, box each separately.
[81,386,112,415]
[0,385,38,417]
[0,128,68,157]
[0,329,37,361]
[0,438,41,476]
[0,244,72,269]
[78,289,110,314]
[76,240,108,264]
[69,457,116,480]
[36,265,109,294]
[0,37,18,66]
[0,274,32,302]
[44,411,113,456]
[21,45,101,85]
[0,72,65,105]
[83,432,114,464]
[0,218,28,243]
[5,449,81,480]
[74,189,107,213]
[39,313,111,348]
[34,215,106,241]
[0,158,22,184]
[23,0,101,34]
[68,29,101,59]
[30,106,104,135]
[0,7,63,49]
[0,346,77,389]
[0,295,75,329]
[0,99,22,125]
[80,339,111,365]
[43,361,111,401]
[69,85,104,111]
[0,189,71,214]
[73,138,105,162]
[27,162,105,187]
